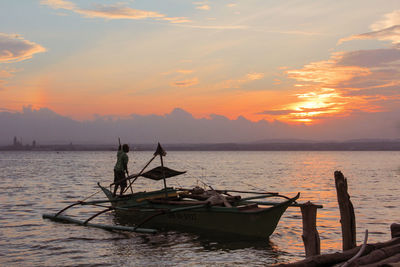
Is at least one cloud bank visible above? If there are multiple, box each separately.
[0,106,398,145]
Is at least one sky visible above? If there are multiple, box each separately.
[1,0,400,143]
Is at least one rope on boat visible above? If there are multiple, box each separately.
[176,187,280,196]
[121,155,158,194]
[54,187,103,217]
[81,189,101,202]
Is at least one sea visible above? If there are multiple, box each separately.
[1,151,399,266]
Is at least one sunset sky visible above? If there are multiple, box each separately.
[1,0,400,128]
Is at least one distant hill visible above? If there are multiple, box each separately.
[2,140,400,151]
[1,106,399,146]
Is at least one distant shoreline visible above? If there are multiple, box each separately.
[2,141,400,151]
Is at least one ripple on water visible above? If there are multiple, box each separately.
[1,151,400,266]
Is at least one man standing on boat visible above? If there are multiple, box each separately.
[113,143,130,197]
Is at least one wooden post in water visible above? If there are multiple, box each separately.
[334,170,356,251]
[300,201,321,257]
[391,223,400,238]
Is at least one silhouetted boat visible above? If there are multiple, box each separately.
[43,143,299,239]
[98,185,299,239]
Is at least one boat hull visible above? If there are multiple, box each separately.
[100,186,298,239]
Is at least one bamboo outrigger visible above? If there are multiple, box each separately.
[43,143,302,239]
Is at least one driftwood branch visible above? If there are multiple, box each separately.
[360,252,400,267]
[334,170,356,251]
[342,229,368,267]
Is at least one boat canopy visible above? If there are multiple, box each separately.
[140,166,186,180]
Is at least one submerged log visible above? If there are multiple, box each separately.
[300,201,320,257]
[360,252,400,267]
[276,237,400,267]
[349,243,400,266]
[335,170,356,251]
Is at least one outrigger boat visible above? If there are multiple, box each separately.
[43,143,301,239]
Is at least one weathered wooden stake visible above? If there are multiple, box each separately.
[334,170,356,251]
[391,223,400,238]
[300,201,321,257]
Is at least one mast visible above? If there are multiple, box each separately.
[154,143,168,197]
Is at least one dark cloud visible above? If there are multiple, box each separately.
[338,25,400,45]
[337,48,400,68]
[257,110,294,115]
[171,78,199,87]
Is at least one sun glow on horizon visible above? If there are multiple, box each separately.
[1,1,399,133]
[263,49,394,124]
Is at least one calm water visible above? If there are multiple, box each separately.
[1,151,399,266]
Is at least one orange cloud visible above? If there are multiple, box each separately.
[176,69,194,74]
[261,47,400,124]
[259,88,350,124]
[196,5,210,10]
[193,1,210,10]
[0,33,45,90]
[287,56,371,85]
[371,10,400,31]
[0,68,18,89]
[338,25,400,45]
[41,0,191,23]
[219,72,264,89]
[40,0,76,10]
[246,72,264,80]
[0,33,46,63]
[338,10,400,45]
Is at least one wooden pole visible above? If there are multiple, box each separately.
[153,142,168,198]
[334,170,356,251]
[121,154,157,194]
[391,223,400,238]
[43,213,157,233]
[300,201,321,257]
[160,154,168,198]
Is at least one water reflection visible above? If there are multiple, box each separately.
[110,231,284,266]
[396,166,400,176]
